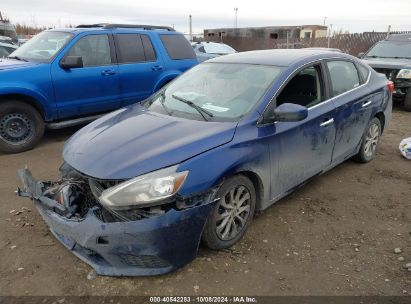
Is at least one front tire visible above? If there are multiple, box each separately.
[202,175,256,250]
[404,89,411,112]
[354,117,381,163]
[0,101,44,154]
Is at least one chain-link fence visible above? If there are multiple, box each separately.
[220,31,411,56]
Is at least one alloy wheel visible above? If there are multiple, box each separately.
[364,122,380,158]
[216,185,251,241]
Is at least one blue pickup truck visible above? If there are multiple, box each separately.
[0,24,198,153]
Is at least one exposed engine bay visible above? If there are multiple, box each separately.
[17,164,216,223]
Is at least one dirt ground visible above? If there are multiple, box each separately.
[0,108,410,296]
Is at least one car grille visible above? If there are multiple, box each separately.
[118,254,170,268]
[373,68,399,80]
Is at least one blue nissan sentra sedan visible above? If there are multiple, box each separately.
[17,49,393,276]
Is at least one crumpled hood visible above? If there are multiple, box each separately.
[63,104,237,180]
[0,58,39,71]
[362,57,411,69]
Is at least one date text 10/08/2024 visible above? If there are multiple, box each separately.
[149,296,258,303]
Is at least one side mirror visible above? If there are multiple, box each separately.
[60,56,83,69]
[357,52,365,59]
[267,103,308,123]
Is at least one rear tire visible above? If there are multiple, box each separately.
[0,101,44,154]
[202,175,256,250]
[354,117,381,163]
[404,89,411,112]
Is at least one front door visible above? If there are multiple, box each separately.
[51,33,121,119]
[264,63,337,200]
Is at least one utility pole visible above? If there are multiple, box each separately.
[386,25,391,38]
[234,7,238,28]
[189,15,192,42]
[286,31,289,49]
[327,24,333,48]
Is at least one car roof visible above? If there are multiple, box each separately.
[386,34,411,42]
[47,24,176,34]
[193,41,230,46]
[207,49,351,67]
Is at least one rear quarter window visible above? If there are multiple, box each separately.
[160,34,196,60]
[357,64,370,83]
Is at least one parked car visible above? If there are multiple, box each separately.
[304,47,342,52]
[0,35,17,46]
[0,20,18,44]
[0,24,198,153]
[0,41,17,58]
[360,34,411,111]
[191,41,236,62]
[18,49,392,276]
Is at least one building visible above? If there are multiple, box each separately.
[204,25,328,51]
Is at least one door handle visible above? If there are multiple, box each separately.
[362,100,372,108]
[152,65,163,71]
[320,118,334,127]
[101,70,116,76]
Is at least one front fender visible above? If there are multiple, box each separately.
[0,85,54,121]
[177,124,271,211]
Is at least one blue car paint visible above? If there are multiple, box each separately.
[34,199,215,276]
[0,28,198,122]
[20,49,392,276]
[63,105,238,179]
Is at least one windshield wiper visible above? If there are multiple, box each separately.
[8,56,28,62]
[171,94,214,121]
[159,91,173,116]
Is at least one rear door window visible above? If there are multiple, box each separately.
[115,34,145,63]
[326,61,361,96]
[160,34,196,60]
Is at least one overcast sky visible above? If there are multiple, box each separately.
[2,0,411,34]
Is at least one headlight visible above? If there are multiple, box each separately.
[397,69,411,79]
[99,165,188,209]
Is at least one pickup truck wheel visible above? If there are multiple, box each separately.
[0,101,44,154]
[354,117,381,163]
[202,175,256,250]
[404,89,411,112]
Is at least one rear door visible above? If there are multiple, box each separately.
[51,33,121,119]
[325,60,374,163]
[114,33,164,106]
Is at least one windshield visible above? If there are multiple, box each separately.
[204,43,236,54]
[145,63,283,121]
[9,31,73,62]
[365,41,411,59]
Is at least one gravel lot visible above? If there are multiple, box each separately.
[0,108,410,296]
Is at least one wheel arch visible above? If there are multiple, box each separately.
[374,111,385,133]
[218,169,265,211]
[152,72,182,92]
[0,93,46,121]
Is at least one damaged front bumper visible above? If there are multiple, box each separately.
[17,168,216,276]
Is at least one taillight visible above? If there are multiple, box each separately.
[388,81,394,94]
